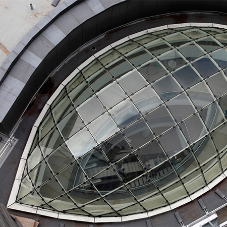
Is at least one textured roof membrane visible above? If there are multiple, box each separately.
[17,27,227,217]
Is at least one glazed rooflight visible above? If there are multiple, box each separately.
[16,26,227,218]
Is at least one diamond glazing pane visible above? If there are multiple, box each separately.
[18,26,227,218]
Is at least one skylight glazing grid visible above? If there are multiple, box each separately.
[17,26,227,217]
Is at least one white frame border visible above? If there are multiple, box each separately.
[7,22,227,223]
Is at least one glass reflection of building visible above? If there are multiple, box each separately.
[17,27,227,217]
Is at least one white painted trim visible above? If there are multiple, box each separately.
[33,104,50,128]
[61,68,80,86]
[128,30,149,39]
[46,84,64,106]
[77,55,96,71]
[190,213,217,227]
[93,45,112,58]
[37,208,59,218]
[121,212,149,222]
[170,197,191,210]
[8,22,227,223]
[190,186,210,201]
[147,25,168,33]
[94,216,122,223]
[58,213,95,222]
[147,205,171,217]
[110,36,130,48]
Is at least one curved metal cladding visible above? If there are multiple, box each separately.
[3,0,227,135]
[16,27,227,217]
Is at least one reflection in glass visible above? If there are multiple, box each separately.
[19,26,227,218]
[173,65,201,89]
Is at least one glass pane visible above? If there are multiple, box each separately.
[97,81,127,110]
[39,127,64,158]
[81,198,114,216]
[182,169,205,194]
[210,49,227,69]
[118,203,145,215]
[220,150,227,171]
[202,158,221,183]
[133,34,156,45]
[164,32,189,47]
[98,50,121,66]
[158,50,186,72]
[173,65,201,89]
[57,110,85,140]
[167,93,195,122]
[199,102,224,131]
[126,47,153,67]
[154,160,177,187]
[38,110,55,140]
[206,72,227,98]
[130,174,157,200]
[17,176,34,200]
[69,82,93,109]
[192,57,218,79]
[115,153,144,184]
[116,41,140,55]
[180,113,207,144]
[123,118,153,150]
[47,194,76,211]
[187,82,214,110]
[183,29,207,39]
[162,181,187,203]
[145,39,171,56]
[28,160,52,188]
[219,94,227,117]
[77,95,105,124]
[66,72,84,93]
[82,60,102,79]
[91,166,124,194]
[39,177,64,200]
[131,86,162,115]
[109,99,140,129]
[117,70,148,96]
[153,75,183,101]
[140,193,167,210]
[211,124,227,152]
[197,37,221,53]
[158,127,188,158]
[66,128,97,158]
[56,162,82,191]
[47,143,74,175]
[68,182,100,206]
[52,94,74,123]
[137,139,166,168]
[145,105,175,136]
[19,191,43,207]
[100,132,132,163]
[88,69,113,93]
[27,145,43,173]
[178,43,205,61]
[170,148,198,177]
[106,58,134,79]
[104,187,138,211]
[81,148,109,178]
[87,112,119,144]
[193,136,217,166]
[138,60,168,83]
[215,33,227,46]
